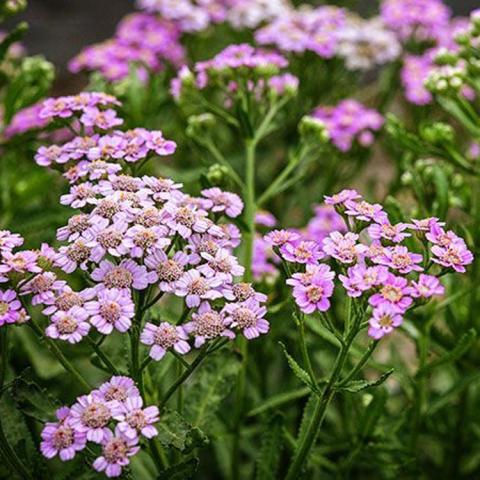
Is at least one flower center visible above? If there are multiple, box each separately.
[134,230,157,249]
[195,312,225,337]
[381,285,403,303]
[198,240,219,256]
[188,278,208,296]
[97,228,123,249]
[0,302,9,316]
[157,260,183,282]
[104,267,133,289]
[29,274,55,293]
[113,175,140,192]
[66,241,91,263]
[232,283,254,302]
[175,207,195,227]
[81,402,111,428]
[68,214,90,233]
[378,314,393,328]
[52,425,74,450]
[126,410,147,430]
[103,438,128,463]
[153,324,179,348]
[443,247,461,264]
[95,200,120,219]
[103,386,127,402]
[306,285,324,303]
[99,301,121,323]
[391,252,413,268]
[232,307,256,329]
[55,292,84,311]
[56,314,78,334]
[136,208,161,227]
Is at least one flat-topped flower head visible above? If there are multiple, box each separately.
[86,288,135,334]
[70,393,116,443]
[45,306,90,343]
[288,265,335,313]
[140,321,190,360]
[368,303,403,340]
[223,298,269,340]
[369,273,413,313]
[40,407,87,461]
[92,426,140,478]
[112,395,159,440]
[96,376,140,404]
[185,302,235,347]
[411,274,445,298]
[0,289,23,326]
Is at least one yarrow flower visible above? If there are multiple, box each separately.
[309,100,384,152]
[140,322,190,360]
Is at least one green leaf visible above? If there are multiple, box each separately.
[157,458,199,480]
[12,373,59,422]
[156,409,193,451]
[336,369,394,393]
[417,328,477,377]
[279,342,318,394]
[255,414,284,480]
[183,349,241,432]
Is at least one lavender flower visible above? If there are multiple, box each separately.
[112,396,159,440]
[45,306,91,344]
[368,303,403,340]
[140,321,190,360]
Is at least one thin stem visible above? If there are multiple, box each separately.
[284,306,362,480]
[86,336,119,375]
[337,341,378,387]
[0,328,8,396]
[28,319,92,391]
[203,138,244,188]
[297,314,317,387]
[142,290,165,312]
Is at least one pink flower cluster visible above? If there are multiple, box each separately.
[309,100,384,152]
[171,43,296,102]
[27,100,269,352]
[32,93,176,182]
[255,6,345,59]
[40,376,158,478]
[380,0,451,43]
[3,102,49,139]
[265,189,473,340]
[69,13,185,82]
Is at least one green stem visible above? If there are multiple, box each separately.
[28,320,92,391]
[337,341,378,387]
[297,314,317,387]
[0,328,8,395]
[284,310,362,480]
[86,336,119,375]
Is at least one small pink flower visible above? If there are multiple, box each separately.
[0,230,23,253]
[184,302,235,347]
[122,225,169,258]
[91,259,156,291]
[175,269,224,308]
[368,219,411,243]
[60,182,97,209]
[280,240,325,265]
[40,407,87,461]
[145,250,190,292]
[264,229,301,247]
[431,242,473,273]
[376,245,423,274]
[344,199,387,223]
[369,273,413,313]
[20,272,66,305]
[287,264,335,313]
[322,231,366,264]
[339,264,389,298]
[223,298,269,339]
[80,107,123,130]
[409,217,445,233]
[96,376,140,403]
[112,396,159,440]
[324,189,361,206]
[411,274,445,298]
[45,306,91,344]
[85,288,135,334]
[368,303,403,340]
[92,426,140,478]
[140,322,190,360]
[69,394,116,444]
[0,289,23,326]
[201,187,244,218]
[199,248,245,280]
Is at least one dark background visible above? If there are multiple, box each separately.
[9,0,480,80]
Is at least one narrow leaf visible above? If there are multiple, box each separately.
[255,414,284,480]
[336,369,394,393]
[279,342,318,394]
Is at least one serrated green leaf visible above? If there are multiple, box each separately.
[157,458,199,480]
[417,328,476,377]
[156,409,192,451]
[279,342,318,394]
[183,349,241,432]
[255,414,284,480]
[336,369,394,393]
[12,374,59,422]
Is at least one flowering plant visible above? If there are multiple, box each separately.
[0,1,479,479]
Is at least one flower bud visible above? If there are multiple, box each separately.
[401,172,413,185]
[298,116,329,143]
[420,122,454,145]
[206,164,228,185]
